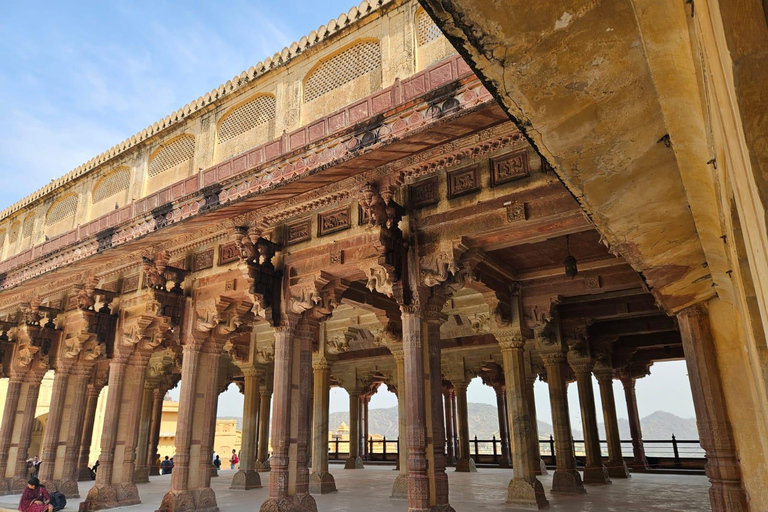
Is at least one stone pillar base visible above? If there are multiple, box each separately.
[58,479,81,499]
[79,483,141,511]
[309,471,336,494]
[156,488,218,512]
[536,459,548,476]
[0,479,11,496]
[430,504,456,512]
[582,465,611,484]
[506,478,549,509]
[710,483,749,512]
[230,469,262,490]
[209,466,218,478]
[259,494,317,512]
[390,474,408,499]
[454,457,477,473]
[606,460,630,479]
[344,456,364,469]
[78,467,95,482]
[551,469,586,494]
[629,458,649,471]
[134,468,149,484]
[149,466,160,477]
[11,477,29,494]
[498,457,511,469]
[255,460,271,472]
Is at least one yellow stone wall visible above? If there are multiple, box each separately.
[0,0,457,263]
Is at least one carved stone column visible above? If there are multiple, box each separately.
[82,354,128,509]
[12,373,45,490]
[401,305,430,512]
[255,386,272,472]
[494,386,512,468]
[0,374,23,491]
[230,369,261,490]
[569,357,610,485]
[443,388,455,465]
[157,335,222,512]
[133,384,154,484]
[540,352,585,494]
[362,396,370,461]
[309,357,336,494]
[344,390,364,469]
[425,299,454,512]
[39,365,72,486]
[57,367,94,497]
[619,374,649,470]
[524,369,546,475]
[147,387,166,477]
[454,381,476,472]
[260,325,294,511]
[678,304,748,512]
[498,336,549,509]
[389,345,408,499]
[291,319,316,512]
[593,369,630,478]
[78,379,106,481]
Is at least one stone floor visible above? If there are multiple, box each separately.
[0,466,712,512]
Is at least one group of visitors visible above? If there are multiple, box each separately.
[211,450,239,474]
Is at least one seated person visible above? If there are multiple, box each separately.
[18,477,53,512]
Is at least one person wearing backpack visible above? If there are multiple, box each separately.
[229,449,238,470]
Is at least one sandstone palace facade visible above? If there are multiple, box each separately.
[0,0,765,511]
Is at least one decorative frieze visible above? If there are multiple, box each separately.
[218,242,240,265]
[447,165,480,199]
[491,149,529,186]
[409,177,439,208]
[193,249,214,271]
[506,201,527,222]
[286,220,312,245]
[122,275,140,294]
[317,206,351,237]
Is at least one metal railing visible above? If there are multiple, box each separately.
[327,434,706,470]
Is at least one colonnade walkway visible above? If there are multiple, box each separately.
[0,466,710,512]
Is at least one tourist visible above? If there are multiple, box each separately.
[229,449,238,470]
[211,451,217,464]
[160,456,173,475]
[213,455,221,474]
[18,478,52,512]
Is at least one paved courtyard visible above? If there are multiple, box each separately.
[0,466,711,512]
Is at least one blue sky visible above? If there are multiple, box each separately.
[0,0,354,210]
[4,2,697,425]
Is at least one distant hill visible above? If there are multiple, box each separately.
[221,403,699,442]
[325,403,698,441]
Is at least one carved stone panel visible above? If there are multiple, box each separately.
[318,206,351,237]
[358,204,370,225]
[286,219,312,245]
[122,274,139,294]
[409,176,439,208]
[447,165,480,199]
[491,150,529,186]
[218,242,239,265]
[506,201,527,222]
[194,249,214,271]
[585,276,601,289]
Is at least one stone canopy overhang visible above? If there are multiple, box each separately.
[417,0,735,314]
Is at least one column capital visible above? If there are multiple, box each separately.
[592,367,615,383]
[387,343,405,361]
[311,356,333,372]
[540,351,567,367]
[495,329,526,350]
[677,302,708,319]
